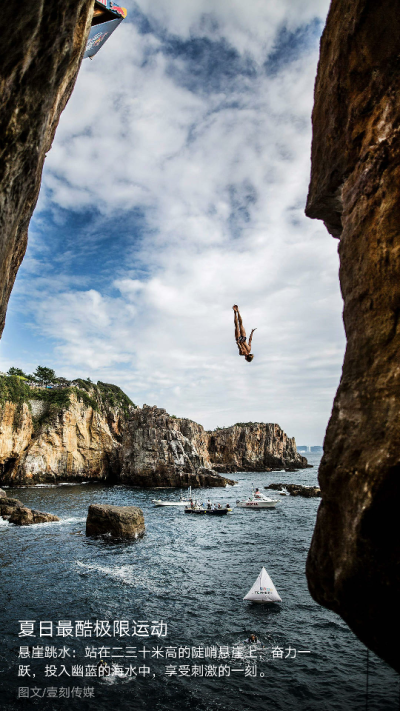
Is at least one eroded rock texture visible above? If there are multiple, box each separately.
[0,393,126,485]
[9,507,60,526]
[119,405,235,487]
[208,423,307,473]
[0,0,93,337]
[119,408,306,486]
[305,0,400,672]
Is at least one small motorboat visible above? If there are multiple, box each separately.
[152,498,190,507]
[205,507,229,516]
[184,497,232,515]
[236,487,279,509]
[184,503,206,514]
[277,488,290,496]
[243,567,282,603]
[153,487,192,507]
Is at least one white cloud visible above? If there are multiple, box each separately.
[3,0,345,445]
[132,0,330,59]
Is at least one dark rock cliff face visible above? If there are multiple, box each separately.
[0,0,93,337]
[119,406,235,488]
[207,423,307,472]
[305,0,400,672]
[118,407,307,486]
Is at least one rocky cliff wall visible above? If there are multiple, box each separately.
[0,0,93,337]
[305,0,400,672]
[0,377,134,484]
[0,393,125,485]
[207,423,307,472]
[119,405,234,488]
[0,381,305,488]
[0,402,33,478]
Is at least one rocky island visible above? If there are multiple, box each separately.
[0,372,307,488]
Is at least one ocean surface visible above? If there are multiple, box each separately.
[0,452,398,710]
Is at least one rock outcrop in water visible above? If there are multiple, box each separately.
[305,0,400,673]
[0,497,24,518]
[9,507,60,526]
[266,483,321,498]
[0,1,93,338]
[0,375,306,488]
[0,496,59,525]
[86,504,145,539]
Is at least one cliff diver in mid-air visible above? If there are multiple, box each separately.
[233,305,256,362]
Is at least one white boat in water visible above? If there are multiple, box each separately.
[153,499,190,507]
[152,487,192,507]
[236,487,279,509]
[244,567,282,603]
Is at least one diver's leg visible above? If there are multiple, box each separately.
[234,309,240,341]
[237,309,246,339]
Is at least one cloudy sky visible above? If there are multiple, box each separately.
[0,0,345,445]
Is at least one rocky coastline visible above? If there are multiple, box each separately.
[0,375,307,489]
[207,422,308,473]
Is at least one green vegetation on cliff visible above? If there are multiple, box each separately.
[96,381,134,415]
[0,373,135,417]
[0,375,32,406]
[208,422,258,432]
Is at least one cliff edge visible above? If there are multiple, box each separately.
[305,0,400,672]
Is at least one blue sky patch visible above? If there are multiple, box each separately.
[264,18,323,75]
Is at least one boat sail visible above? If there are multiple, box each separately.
[243,567,282,603]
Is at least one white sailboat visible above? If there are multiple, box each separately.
[243,567,282,603]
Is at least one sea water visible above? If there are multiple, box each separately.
[0,453,398,710]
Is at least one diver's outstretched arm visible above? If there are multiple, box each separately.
[248,328,257,348]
